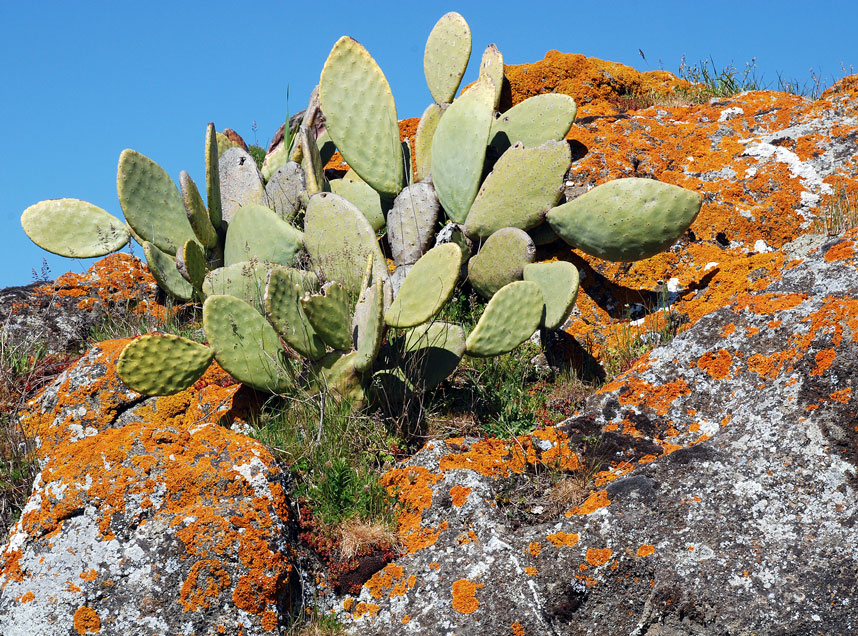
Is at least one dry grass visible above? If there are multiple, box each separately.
[813,186,858,236]
[337,517,401,560]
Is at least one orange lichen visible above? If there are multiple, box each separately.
[261,611,278,631]
[364,563,407,600]
[637,544,655,557]
[525,567,538,575]
[810,349,836,376]
[512,621,526,636]
[570,490,611,515]
[830,388,852,403]
[451,578,483,615]
[585,548,613,567]
[352,602,380,619]
[697,349,733,380]
[525,542,542,557]
[73,606,101,634]
[449,485,472,507]
[824,239,856,262]
[180,559,231,612]
[18,591,34,603]
[605,377,691,416]
[342,598,355,612]
[547,532,580,548]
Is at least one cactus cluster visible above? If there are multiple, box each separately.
[20,11,703,403]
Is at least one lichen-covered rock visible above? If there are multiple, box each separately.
[337,231,858,634]
[0,340,301,635]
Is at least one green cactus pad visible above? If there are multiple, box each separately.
[303,192,388,296]
[203,294,292,393]
[218,146,268,225]
[316,129,337,166]
[329,172,385,231]
[424,12,471,104]
[216,132,241,156]
[299,126,327,196]
[21,199,129,258]
[523,261,580,330]
[261,142,289,183]
[465,280,543,357]
[313,351,366,404]
[177,238,207,292]
[387,182,441,265]
[202,261,273,310]
[467,227,535,299]
[371,366,414,409]
[414,103,446,182]
[319,36,403,198]
[352,278,384,373]
[384,243,461,328]
[547,177,703,261]
[489,94,577,154]
[479,44,504,110]
[180,170,218,249]
[117,149,195,256]
[528,222,560,246]
[301,282,353,351]
[117,334,213,396]
[143,241,194,301]
[265,267,326,361]
[464,140,571,239]
[400,322,465,390]
[430,77,495,223]
[223,203,304,267]
[206,123,223,229]
[264,161,305,221]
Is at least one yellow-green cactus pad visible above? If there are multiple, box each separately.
[176,238,207,292]
[301,282,353,351]
[205,123,222,229]
[329,172,385,231]
[465,280,544,357]
[224,203,304,267]
[313,351,366,404]
[467,227,535,299]
[203,294,292,393]
[479,44,504,110]
[424,12,471,104]
[21,198,129,258]
[431,78,495,223]
[180,170,217,249]
[547,177,703,262]
[414,103,446,181]
[303,192,388,296]
[490,94,577,154]
[117,149,195,256]
[117,334,213,396]
[320,36,403,198]
[384,243,461,328]
[464,140,571,239]
[400,321,466,390]
[142,241,193,301]
[352,278,384,373]
[523,260,580,330]
[265,266,326,361]
[202,261,273,311]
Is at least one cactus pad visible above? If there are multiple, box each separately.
[265,267,326,361]
[218,146,267,225]
[352,278,384,373]
[177,238,207,292]
[205,123,222,230]
[465,280,543,357]
[202,261,273,311]
[21,199,129,258]
[117,334,213,395]
[180,170,218,249]
[431,78,495,223]
[523,260,580,330]
[224,203,304,267]
[320,36,403,198]
[313,351,366,404]
[265,161,305,221]
[301,282,353,351]
[400,322,466,390]
[414,103,446,182]
[118,149,195,256]
[489,94,577,153]
[479,44,504,110]
[203,294,292,393]
[303,192,388,296]
[467,227,535,299]
[384,243,461,328]
[143,241,194,301]
[387,182,441,265]
[464,140,571,239]
[546,177,703,261]
[329,172,385,231]
[424,12,471,104]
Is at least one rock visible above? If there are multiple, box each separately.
[218,146,268,226]
[0,341,301,634]
[223,128,248,151]
[334,230,858,634]
[264,160,305,221]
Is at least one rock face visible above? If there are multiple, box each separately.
[338,231,858,635]
[0,340,300,635]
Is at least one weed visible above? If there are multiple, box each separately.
[248,144,266,170]
[88,297,202,344]
[813,186,858,236]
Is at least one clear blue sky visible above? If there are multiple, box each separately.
[2,1,855,288]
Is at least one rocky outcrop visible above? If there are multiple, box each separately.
[0,341,300,634]
[338,230,858,635]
